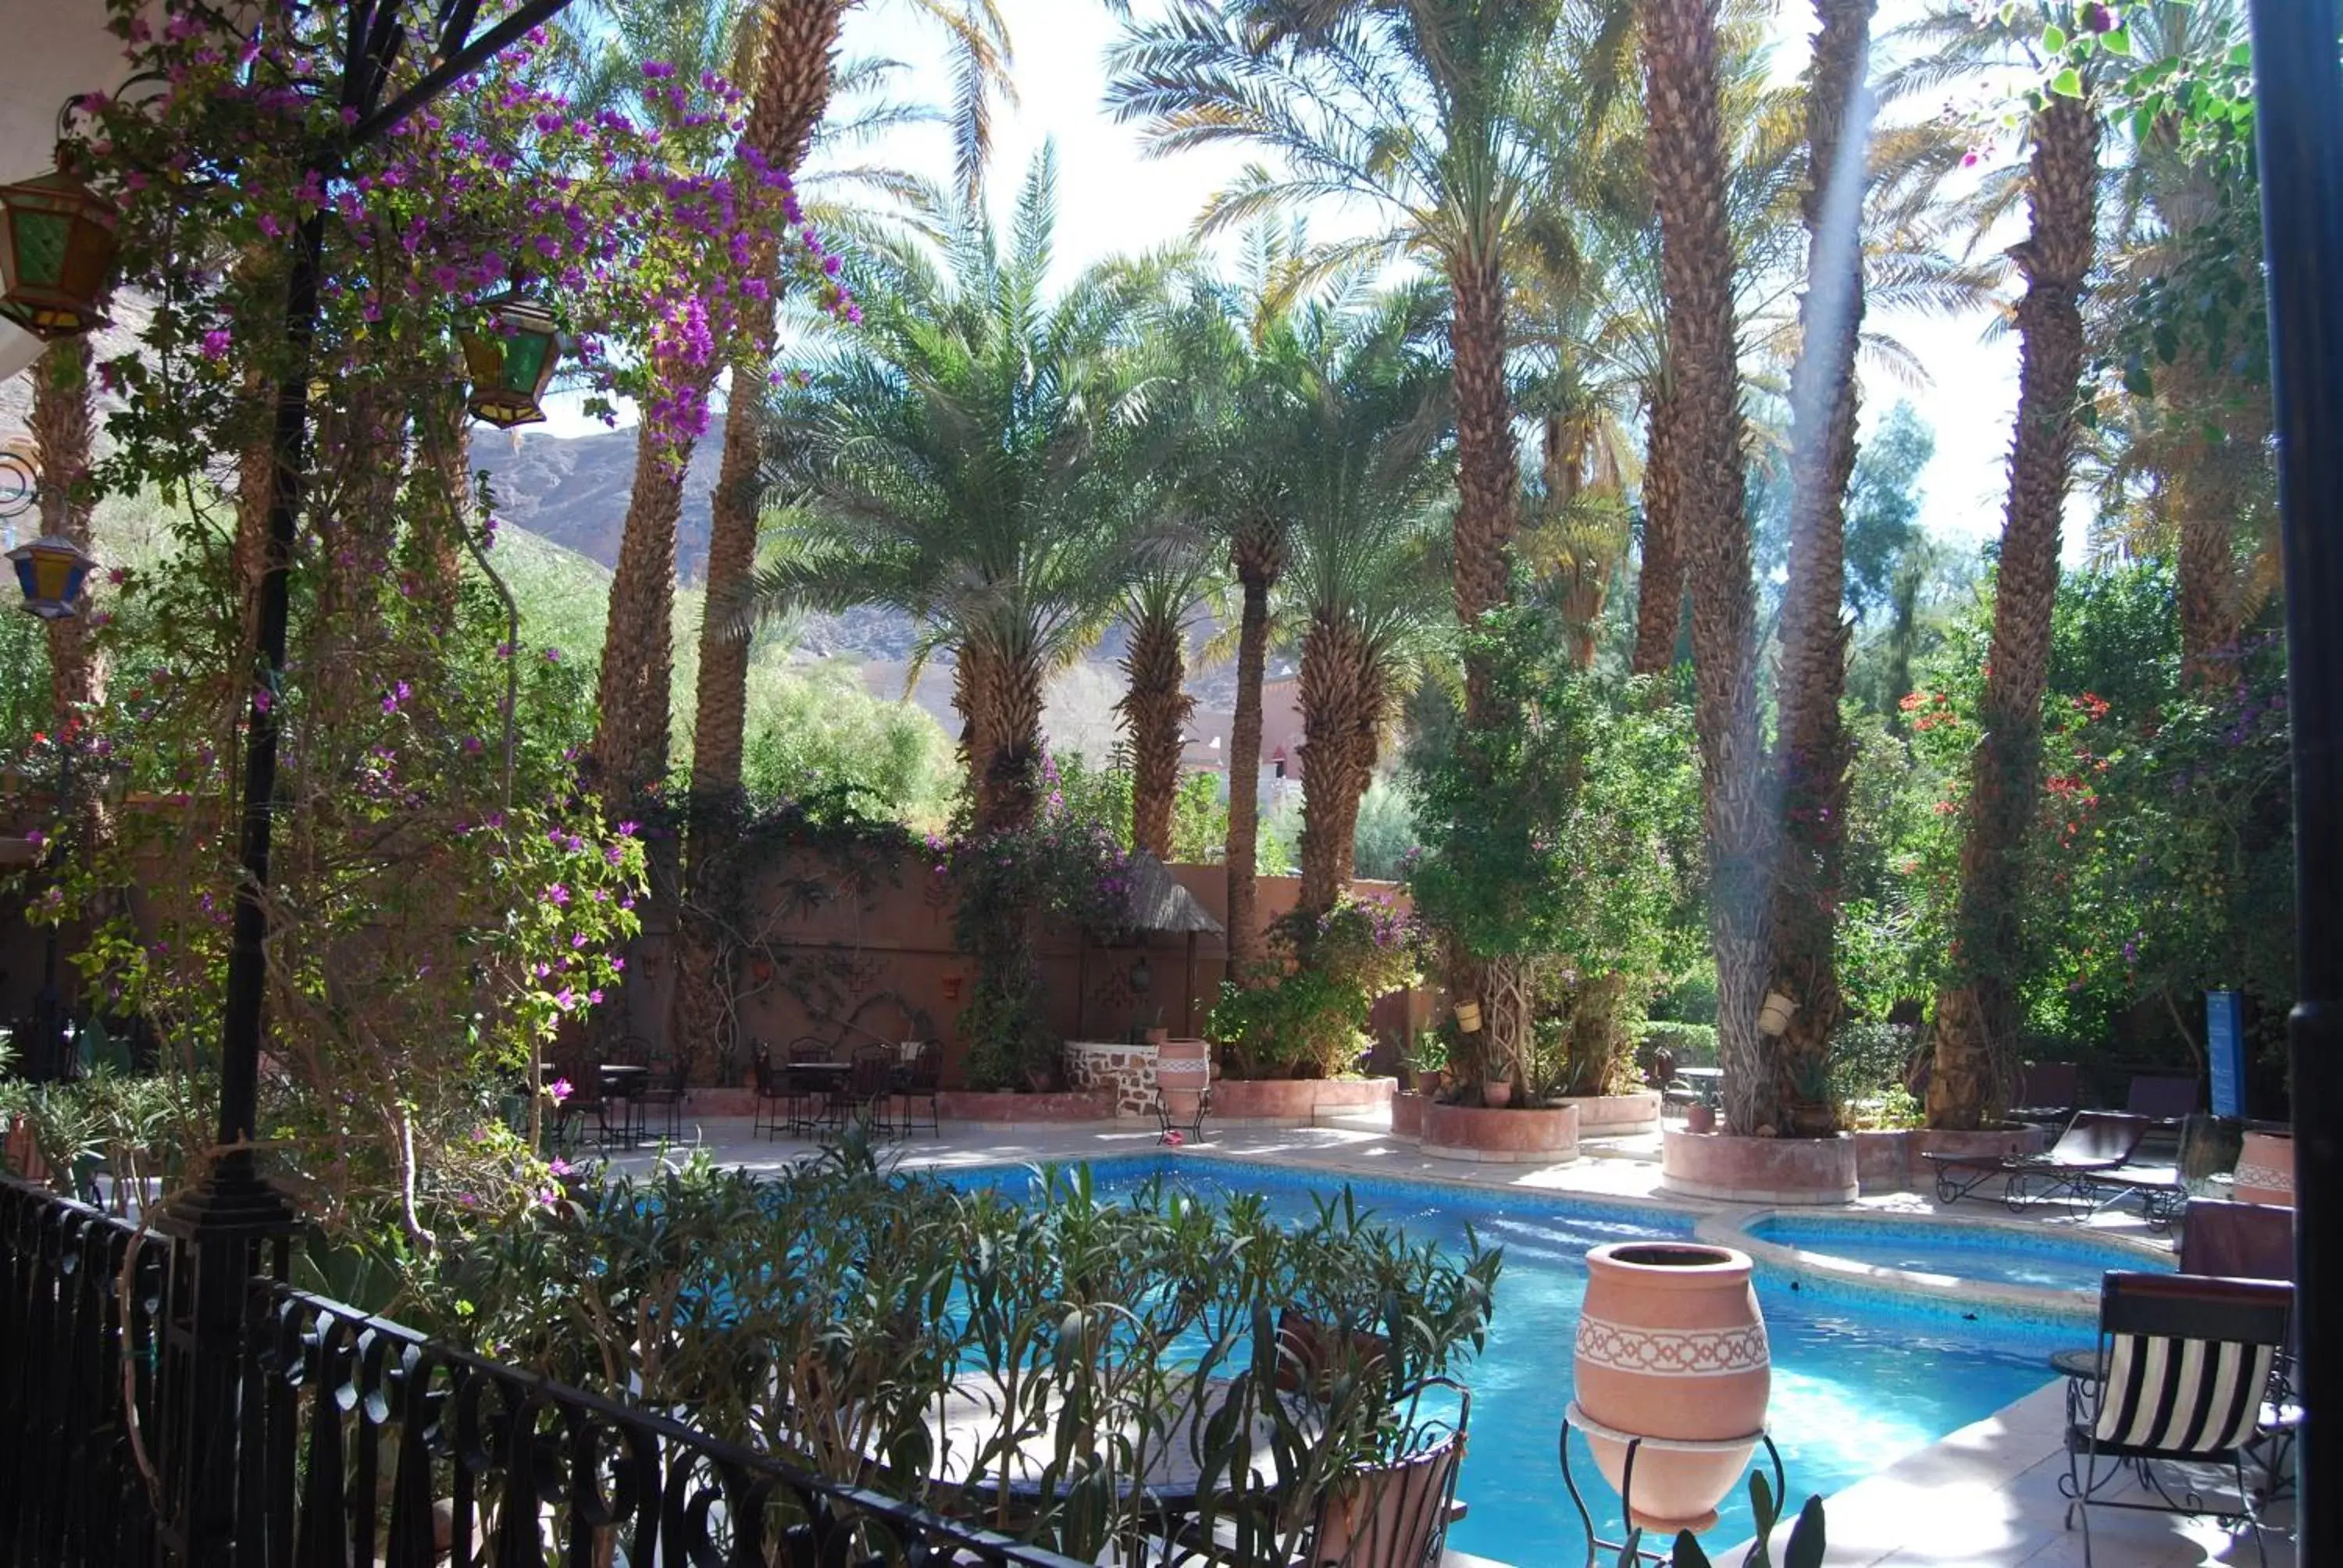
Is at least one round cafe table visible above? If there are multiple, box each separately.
[597,1064,650,1149]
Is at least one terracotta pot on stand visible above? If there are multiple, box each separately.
[1573,1242,1770,1535]
[2235,1130,2295,1207]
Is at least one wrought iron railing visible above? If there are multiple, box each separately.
[0,1178,1086,1568]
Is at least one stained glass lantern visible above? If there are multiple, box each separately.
[8,533,96,618]
[459,291,564,428]
[0,150,120,340]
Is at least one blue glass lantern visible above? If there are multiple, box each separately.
[8,533,95,618]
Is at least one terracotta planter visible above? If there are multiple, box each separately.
[1574,1242,1770,1535]
[1482,1078,1514,1109]
[1557,1092,1663,1135]
[1683,1103,1716,1135]
[1210,1077,1396,1124]
[1391,1091,1425,1139]
[1659,1129,1859,1205]
[2235,1130,2295,1207]
[1420,1099,1578,1163]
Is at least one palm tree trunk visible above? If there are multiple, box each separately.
[1928,93,2098,1130]
[1448,250,1517,664]
[1642,0,1775,1136]
[1296,615,1377,916]
[30,339,99,720]
[688,0,843,814]
[1766,0,1873,1135]
[1117,603,1192,861]
[966,633,1044,835]
[1224,526,1280,978]
[406,372,471,625]
[1631,380,1687,676]
[592,411,707,810]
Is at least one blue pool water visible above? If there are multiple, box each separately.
[1747,1213,2174,1293]
[949,1158,2071,1563]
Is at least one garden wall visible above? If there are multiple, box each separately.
[617,852,1419,1088]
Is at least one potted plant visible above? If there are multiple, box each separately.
[1407,1036,1450,1098]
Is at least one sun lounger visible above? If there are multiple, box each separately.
[1920,1110,2152,1208]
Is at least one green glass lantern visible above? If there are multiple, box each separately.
[0,150,119,340]
[8,533,97,619]
[460,291,564,428]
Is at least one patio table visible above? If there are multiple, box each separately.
[597,1064,650,1149]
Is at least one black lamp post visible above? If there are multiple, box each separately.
[157,4,582,1563]
[8,528,95,1081]
[2246,0,2343,1550]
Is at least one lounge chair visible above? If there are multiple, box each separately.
[2059,1271,2291,1566]
[1920,1110,2151,1208]
[2009,1060,2081,1128]
[2181,1197,2295,1283]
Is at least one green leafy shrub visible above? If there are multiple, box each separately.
[1207,897,1419,1079]
[1638,1021,1720,1075]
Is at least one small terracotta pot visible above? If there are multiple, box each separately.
[1574,1242,1770,1534]
[1482,1077,1514,1109]
[1145,1027,1171,1046]
[1684,1102,1717,1135]
[2235,1130,2295,1207]
[1414,1067,1446,1098]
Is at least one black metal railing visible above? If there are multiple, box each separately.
[0,1178,1086,1568]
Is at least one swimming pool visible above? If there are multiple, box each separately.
[948,1156,2072,1563]
[1746,1212,2174,1294]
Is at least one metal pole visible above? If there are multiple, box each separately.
[2247,0,2343,1552]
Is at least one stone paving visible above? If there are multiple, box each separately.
[598,1107,2289,1567]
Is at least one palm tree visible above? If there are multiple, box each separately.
[1272,285,1451,914]
[1763,0,1874,1134]
[1114,536,1211,861]
[1106,0,1556,700]
[752,148,1160,833]
[686,0,1011,820]
[1639,0,1774,1133]
[28,339,99,720]
[1928,88,2100,1128]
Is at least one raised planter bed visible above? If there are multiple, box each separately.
[1211,1076,1396,1126]
[1391,1091,1425,1139]
[1850,1128,1911,1193]
[936,1089,1117,1125]
[1418,1099,1579,1164]
[1659,1128,1858,1205]
[1555,1091,1661,1135]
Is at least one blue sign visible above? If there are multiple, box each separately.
[2207,989,2247,1119]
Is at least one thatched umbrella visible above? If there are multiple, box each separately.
[1076,851,1225,1038]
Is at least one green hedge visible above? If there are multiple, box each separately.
[1637,1021,1719,1074]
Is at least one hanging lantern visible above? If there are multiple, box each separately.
[0,148,120,340]
[459,291,564,428]
[8,533,96,618]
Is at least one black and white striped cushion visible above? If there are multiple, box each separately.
[2095,1333,2276,1454]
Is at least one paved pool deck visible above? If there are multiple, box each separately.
[599,1108,2291,1566]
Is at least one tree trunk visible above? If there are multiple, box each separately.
[1642,0,1775,1136]
[687,0,844,814]
[965,633,1044,835]
[1447,248,1518,705]
[1929,94,2098,1130]
[591,411,705,811]
[1545,412,1610,669]
[1766,0,1874,1136]
[1224,525,1281,978]
[1116,602,1192,861]
[406,372,471,625]
[1296,615,1379,917]
[30,338,100,719]
[1631,381,1687,676]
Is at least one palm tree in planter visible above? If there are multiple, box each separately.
[752,151,1161,1078]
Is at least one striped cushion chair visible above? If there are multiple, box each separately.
[2061,1270,2292,1566]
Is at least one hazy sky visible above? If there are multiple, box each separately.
[554,0,2048,559]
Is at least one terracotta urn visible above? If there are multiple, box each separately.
[1574,1242,1770,1535]
[2235,1130,2295,1207]
[1482,1077,1514,1109]
[1683,1102,1717,1135]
